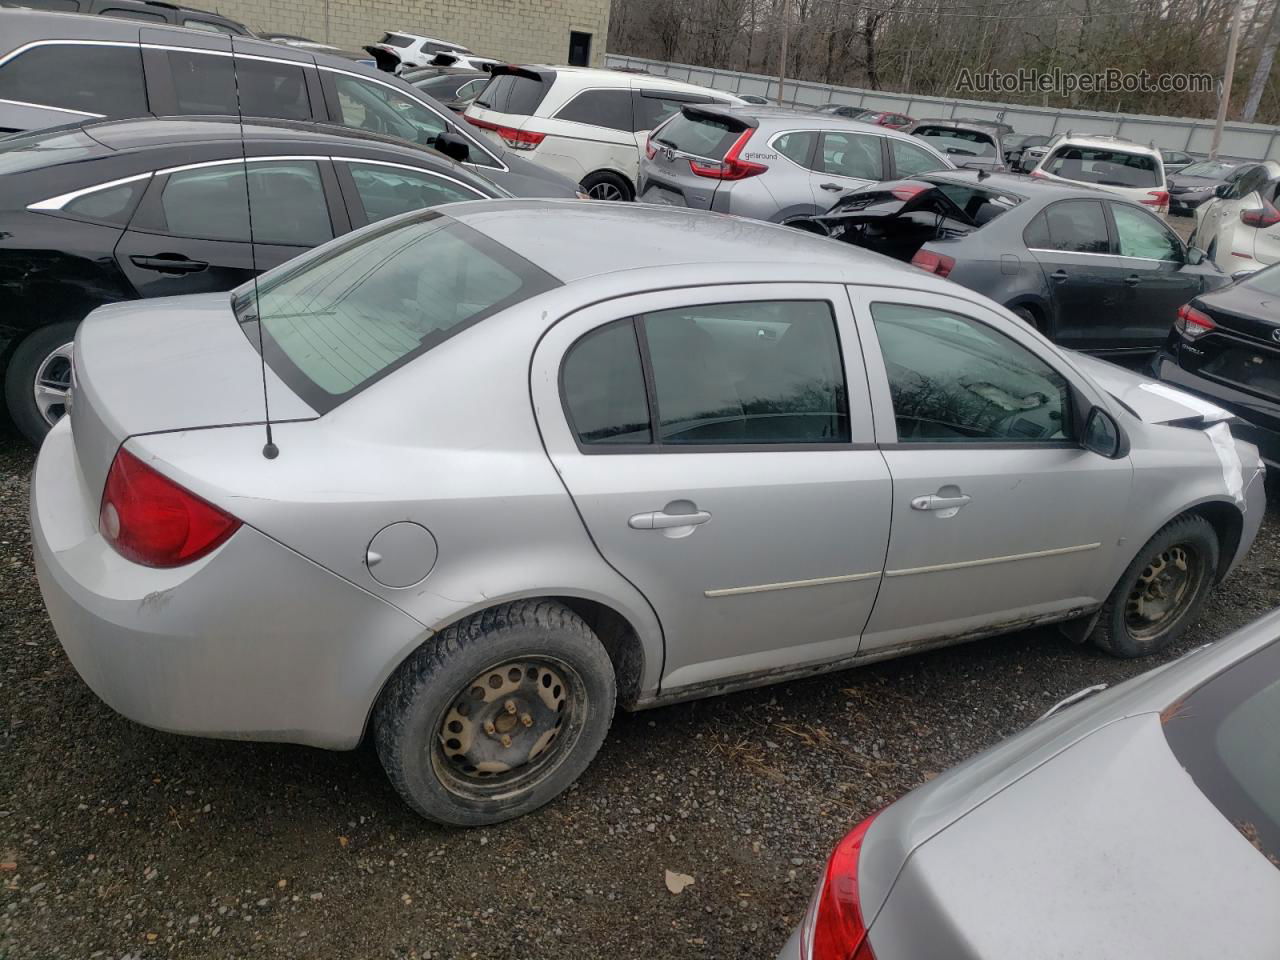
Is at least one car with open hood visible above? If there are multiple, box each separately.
[32,200,1264,828]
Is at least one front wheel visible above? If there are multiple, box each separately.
[5,321,79,445]
[1092,514,1219,658]
[374,600,616,826]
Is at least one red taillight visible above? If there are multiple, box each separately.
[1029,169,1047,179]
[801,813,879,960]
[689,128,768,180]
[1241,203,1280,227]
[463,114,544,150]
[910,249,956,278]
[99,447,240,568]
[1142,189,1170,208]
[889,182,928,201]
[644,136,656,160]
[1175,303,1216,340]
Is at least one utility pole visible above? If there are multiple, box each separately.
[777,0,791,107]
[1210,0,1244,159]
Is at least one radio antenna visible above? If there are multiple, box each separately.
[231,51,279,460]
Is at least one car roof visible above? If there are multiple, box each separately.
[530,66,738,98]
[912,118,1002,133]
[917,169,1111,201]
[442,199,954,287]
[692,104,929,141]
[0,1,245,31]
[1051,134,1161,156]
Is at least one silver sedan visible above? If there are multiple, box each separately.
[32,200,1266,826]
[779,607,1280,959]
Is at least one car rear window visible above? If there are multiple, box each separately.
[651,112,743,159]
[1044,146,1159,187]
[380,33,414,47]
[912,126,997,159]
[474,72,549,115]
[235,212,559,412]
[1163,638,1280,869]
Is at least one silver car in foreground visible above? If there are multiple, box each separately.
[33,201,1265,826]
[636,105,952,224]
[780,607,1280,960]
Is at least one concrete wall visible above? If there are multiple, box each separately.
[210,0,609,67]
[606,54,1280,163]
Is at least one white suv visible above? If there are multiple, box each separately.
[464,66,743,200]
[366,32,473,73]
[1031,134,1169,214]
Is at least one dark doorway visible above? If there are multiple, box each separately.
[568,31,592,67]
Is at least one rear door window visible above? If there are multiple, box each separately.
[63,179,147,224]
[473,72,549,115]
[1023,200,1111,253]
[772,131,816,167]
[639,301,849,445]
[554,89,633,131]
[168,52,311,121]
[240,213,559,410]
[562,319,653,445]
[0,44,146,117]
[345,161,488,223]
[818,131,883,180]
[1163,638,1280,870]
[1044,147,1159,188]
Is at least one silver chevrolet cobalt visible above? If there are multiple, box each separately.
[33,200,1265,826]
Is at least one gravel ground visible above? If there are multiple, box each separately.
[2,428,1278,959]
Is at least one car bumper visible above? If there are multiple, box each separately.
[32,418,427,750]
[1169,194,1211,215]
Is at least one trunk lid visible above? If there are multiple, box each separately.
[637,107,754,211]
[1179,283,1280,401]
[71,294,316,493]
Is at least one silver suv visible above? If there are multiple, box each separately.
[636,105,953,224]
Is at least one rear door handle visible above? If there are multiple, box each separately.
[820,182,845,192]
[910,494,972,511]
[130,254,209,274]
[1124,274,1141,285]
[629,509,712,530]
[1050,269,1068,282]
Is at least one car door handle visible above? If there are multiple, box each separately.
[1050,269,1068,282]
[819,182,845,192]
[1124,274,1141,285]
[130,254,209,274]
[910,494,972,511]
[629,509,712,530]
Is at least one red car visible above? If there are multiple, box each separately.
[812,105,915,130]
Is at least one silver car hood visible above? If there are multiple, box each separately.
[72,294,317,493]
[1067,350,1233,425]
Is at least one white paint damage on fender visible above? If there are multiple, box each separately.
[1206,421,1245,509]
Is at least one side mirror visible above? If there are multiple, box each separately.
[433,131,471,164]
[1082,407,1128,459]
[1185,245,1205,266]
[1214,182,1233,199]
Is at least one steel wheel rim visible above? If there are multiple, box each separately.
[33,341,75,427]
[432,656,586,801]
[1124,543,1203,640]
[587,181,623,201]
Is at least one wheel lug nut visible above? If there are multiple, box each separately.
[483,720,496,736]
[504,699,517,715]
[520,713,533,727]
[500,734,512,748]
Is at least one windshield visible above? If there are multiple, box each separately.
[234,212,559,412]
[1044,146,1159,187]
[913,126,997,158]
[1180,160,1236,179]
[1163,637,1280,870]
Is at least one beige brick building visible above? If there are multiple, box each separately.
[210,0,609,67]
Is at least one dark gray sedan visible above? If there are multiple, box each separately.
[779,607,1280,959]
[815,171,1227,355]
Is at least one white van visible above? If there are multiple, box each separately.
[464,66,743,200]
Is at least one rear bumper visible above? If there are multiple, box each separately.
[32,419,427,750]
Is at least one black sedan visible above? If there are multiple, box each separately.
[1153,264,1280,467]
[811,170,1227,355]
[0,116,507,443]
[1168,159,1264,216]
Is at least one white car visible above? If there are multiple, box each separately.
[365,31,473,73]
[427,51,501,72]
[1191,161,1280,272]
[464,66,743,200]
[1031,134,1169,214]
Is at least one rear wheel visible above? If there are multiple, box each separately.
[374,600,616,826]
[1092,514,1219,658]
[5,321,79,445]
[580,171,632,202]
[1010,305,1045,335]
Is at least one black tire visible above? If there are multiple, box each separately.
[374,600,616,826]
[580,170,633,202]
[1010,305,1041,330]
[1092,514,1219,658]
[5,321,79,446]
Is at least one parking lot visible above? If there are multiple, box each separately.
[1,410,1276,959]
